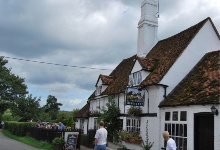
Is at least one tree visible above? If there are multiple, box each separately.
[71,108,79,118]
[56,111,70,125]
[99,96,120,142]
[12,94,41,121]
[67,116,74,127]
[44,95,62,120]
[2,109,21,121]
[0,57,28,114]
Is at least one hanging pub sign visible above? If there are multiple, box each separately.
[126,87,145,106]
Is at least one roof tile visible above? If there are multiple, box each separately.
[159,50,220,107]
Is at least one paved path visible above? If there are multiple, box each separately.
[0,129,94,150]
[0,129,41,150]
[80,145,93,150]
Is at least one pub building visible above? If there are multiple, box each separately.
[75,0,220,149]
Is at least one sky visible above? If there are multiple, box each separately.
[0,0,219,111]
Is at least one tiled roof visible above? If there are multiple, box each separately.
[89,55,136,99]
[159,50,220,107]
[87,17,219,100]
[137,57,158,71]
[96,74,115,86]
[100,55,136,95]
[140,17,215,86]
[74,103,89,118]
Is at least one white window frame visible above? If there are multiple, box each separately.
[164,111,187,150]
[129,75,134,86]
[137,71,142,84]
[94,118,99,130]
[80,119,84,130]
[126,118,141,132]
[95,86,102,96]
[129,71,142,86]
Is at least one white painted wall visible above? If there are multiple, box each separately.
[118,93,125,114]
[96,78,102,86]
[160,20,220,95]
[75,121,80,129]
[131,60,142,73]
[160,105,220,150]
[84,120,88,134]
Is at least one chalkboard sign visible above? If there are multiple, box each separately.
[65,134,78,150]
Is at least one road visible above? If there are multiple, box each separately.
[0,129,41,150]
[0,129,95,150]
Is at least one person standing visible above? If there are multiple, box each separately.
[162,131,176,150]
[58,122,65,130]
[94,121,107,150]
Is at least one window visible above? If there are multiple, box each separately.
[126,118,140,132]
[129,75,133,86]
[95,86,102,96]
[129,71,142,86]
[164,111,187,150]
[94,118,99,130]
[180,111,187,121]
[137,72,142,84]
[80,119,84,130]
[133,73,138,85]
[165,112,170,121]
[172,111,178,121]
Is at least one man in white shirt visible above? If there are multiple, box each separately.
[162,131,176,150]
[94,121,108,150]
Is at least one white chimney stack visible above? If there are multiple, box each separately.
[137,0,159,57]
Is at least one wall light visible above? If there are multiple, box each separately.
[211,105,218,116]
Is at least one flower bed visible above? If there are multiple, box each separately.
[117,130,142,145]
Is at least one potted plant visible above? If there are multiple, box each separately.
[128,132,142,144]
[133,133,142,144]
[127,107,142,116]
[52,137,65,150]
[117,130,129,141]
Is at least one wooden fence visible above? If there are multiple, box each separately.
[27,127,81,150]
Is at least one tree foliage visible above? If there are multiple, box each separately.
[0,57,28,101]
[0,57,28,114]
[99,96,120,142]
[71,108,79,117]
[1,109,21,121]
[12,94,41,121]
[44,95,62,120]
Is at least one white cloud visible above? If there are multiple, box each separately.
[0,0,219,111]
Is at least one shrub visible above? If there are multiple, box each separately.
[52,137,65,145]
[127,107,142,116]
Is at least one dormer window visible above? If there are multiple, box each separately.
[129,71,142,86]
[95,86,102,96]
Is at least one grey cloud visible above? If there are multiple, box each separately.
[1,0,219,111]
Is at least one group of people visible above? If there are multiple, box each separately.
[36,120,65,130]
[93,121,176,150]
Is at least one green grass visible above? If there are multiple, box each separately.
[2,129,53,150]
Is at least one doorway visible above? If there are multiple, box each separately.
[194,113,214,150]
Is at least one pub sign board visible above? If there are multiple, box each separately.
[65,134,78,150]
[126,87,145,106]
